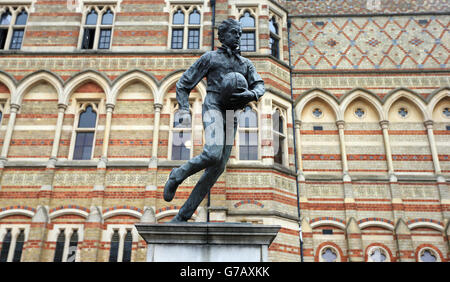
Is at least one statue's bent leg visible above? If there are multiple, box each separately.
[164,102,226,202]
[175,141,234,221]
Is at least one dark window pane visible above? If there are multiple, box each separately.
[188,29,199,49]
[173,110,191,128]
[0,29,7,49]
[269,18,278,34]
[189,9,200,24]
[0,229,12,262]
[239,132,258,160]
[98,28,111,49]
[122,230,132,262]
[85,10,98,25]
[82,28,96,49]
[67,230,78,262]
[12,230,25,262]
[0,10,11,25]
[173,9,184,25]
[171,29,183,49]
[240,31,255,52]
[270,36,279,58]
[172,131,191,160]
[274,135,284,165]
[9,29,24,50]
[15,10,27,25]
[53,229,65,262]
[73,132,95,160]
[239,12,255,28]
[109,230,120,262]
[101,9,114,25]
[78,106,97,128]
[239,106,257,128]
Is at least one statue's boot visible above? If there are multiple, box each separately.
[163,168,181,202]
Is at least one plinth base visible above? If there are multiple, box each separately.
[135,222,281,262]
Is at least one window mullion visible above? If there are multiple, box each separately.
[6,228,19,262]
[117,228,125,262]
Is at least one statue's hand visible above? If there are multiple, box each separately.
[229,88,255,105]
[177,109,191,127]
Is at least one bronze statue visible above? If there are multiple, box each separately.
[163,19,265,222]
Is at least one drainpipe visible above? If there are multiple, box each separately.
[207,0,216,223]
[287,18,304,262]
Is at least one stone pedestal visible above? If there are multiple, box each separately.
[135,223,280,262]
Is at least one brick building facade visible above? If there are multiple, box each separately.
[0,0,448,262]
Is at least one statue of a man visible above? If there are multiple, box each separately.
[163,18,265,222]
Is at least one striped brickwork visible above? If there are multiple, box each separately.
[0,0,448,262]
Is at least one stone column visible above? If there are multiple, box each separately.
[151,103,163,159]
[0,103,20,159]
[379,120,395,176]
[336,120,349,175]
[101,103,115,160]
[424,120,442,175]
[50,103,68,161]
[294,120,303,173]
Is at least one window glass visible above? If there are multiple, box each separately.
[12,230,25,262]
[67,230,78,262]
[240,31,255,52]
[321,248,337,262]
[9,29,24,49]
[15,10,27,25]
[171,29,183,49]
[173,9,184,25]
[188,29,200,49]
[78,106,97,128]
[189,9,200,25]
[73,132,95,160]
[53,229,65,262]
[85,10,98,25]
[0,10,11,25]
[0,229,12,262]
[172,131,191,160]
[109,230,120,262]
[420,250,437,262]
[239,106,258,128]
[101,9,114,25]
[369,248,386,262]
[98,28,112,49]
[122,230,132,262]
[239,12,255,28]
[269,18,278,34]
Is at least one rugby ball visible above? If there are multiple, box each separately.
[220,72,248,103]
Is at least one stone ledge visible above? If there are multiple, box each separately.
[135,222,281,245]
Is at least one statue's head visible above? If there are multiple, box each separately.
[218,18,242,50]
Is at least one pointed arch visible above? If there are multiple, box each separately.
[158,70,206,104]
[295,88,341,121]
[383,88,430,121]
[0,71,17,96]
[427,87,450,115]
[62,70,111,105]
[14,70,63,105]
[110,69,159,104]
[339,88,385,120]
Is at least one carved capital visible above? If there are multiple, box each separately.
[9,103,20,111]
[336,120,345,129]
[154,103,163,111]
[424,120,434,129]
[105,103,115,111]
[57,103,68,111]
[379,120,389,129]
[294,119,302,128]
